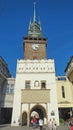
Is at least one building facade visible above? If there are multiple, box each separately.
[65,56,73,83]
[11,4,59,127]
[0,4,73,127]
[56,76,73,120]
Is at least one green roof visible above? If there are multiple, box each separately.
[27,2,43,38]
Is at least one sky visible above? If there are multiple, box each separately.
[0,0,73,77]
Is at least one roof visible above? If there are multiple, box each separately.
[65,56,73,72]
[26,2,44,38]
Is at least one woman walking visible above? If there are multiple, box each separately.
[48,119,53,130]
[39,118,44,130]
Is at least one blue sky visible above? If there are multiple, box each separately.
[0,0,73,77]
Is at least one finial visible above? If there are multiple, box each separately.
[29,17,31,30]
[38,16,42,31]
[33,2,36,22]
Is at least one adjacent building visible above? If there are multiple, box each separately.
[65,56,73,83]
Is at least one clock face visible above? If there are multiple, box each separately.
[32,44,39,50]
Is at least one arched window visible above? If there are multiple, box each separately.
[61,86,65,98]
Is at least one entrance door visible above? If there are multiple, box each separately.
[22,112,27,125]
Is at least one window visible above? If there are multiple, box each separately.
[62,86,65,98]
[25,81,30,89]
[41,81,46,89]
[34,81,39,87]
[3,83,14,94]
[10,84,14,93]
[6,86,9,93]
[58,77,66,81]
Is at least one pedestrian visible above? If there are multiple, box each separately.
[48,118,53,130]
[39,118,44,130]
[31,116,37,128]
[52,118,57,130]
[70,118,73,130]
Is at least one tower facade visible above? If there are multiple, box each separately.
[11,3,59,127]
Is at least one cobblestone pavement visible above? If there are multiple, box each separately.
[0,124,69,130]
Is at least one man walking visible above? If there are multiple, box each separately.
[39,118,44,130]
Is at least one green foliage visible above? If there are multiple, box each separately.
[59,118,64,124]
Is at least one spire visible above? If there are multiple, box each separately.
[27,2,43,38]
[33,2,36,22]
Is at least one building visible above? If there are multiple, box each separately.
[0,78,15,124]
[0,56,12,124]
[0,3,73,127]
[0,56,11,84]
[56,76,73,120]
[65,56,73,83]
[11,3,59,127]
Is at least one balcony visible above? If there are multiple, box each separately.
[21,89,50,104]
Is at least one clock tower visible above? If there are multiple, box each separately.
[11,2,59,127]
[23,3,47,60]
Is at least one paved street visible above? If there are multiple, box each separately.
[0,124,69,130]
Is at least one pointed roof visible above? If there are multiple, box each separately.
[27,2,43,38]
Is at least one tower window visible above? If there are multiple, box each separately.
[34,80,39,87]
[41,81,46,89]
[61,86,65,98]
[25,81,30,89]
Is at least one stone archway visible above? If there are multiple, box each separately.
[22,112,27,125]
[30,105,47,124]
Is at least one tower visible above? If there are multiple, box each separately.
[24,3,47,60]
[11,3,59,127]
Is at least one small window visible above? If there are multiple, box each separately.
[6,87,9,93]
[25,81,30,89]
[62,86,65,98]
[34,81,39,87]
[10,84,14,93]
[41,81,46,89]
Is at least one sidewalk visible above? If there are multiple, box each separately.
[0,124,68,130]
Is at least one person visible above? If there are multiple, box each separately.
[70,118,73,130]
[39,118,44,130]
[52,118,57,130]
[31,116,37,128]
[48,118,53,130]
[70,111,72,118]
[31,118,34,127]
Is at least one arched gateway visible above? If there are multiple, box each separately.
[21,105,47,126]
[30,105,47,120]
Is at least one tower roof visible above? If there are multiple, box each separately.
[27,2,43,38]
